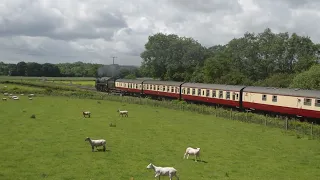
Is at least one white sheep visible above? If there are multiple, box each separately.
[84,137,106,152]
[117,109,128,117]
[12,96,19,100]
[28,94,35,97]
[2,98,7,101]
[20,94,24,96]
[3,93,8,96]
[183,147,201,162]
[83,111,91,118]
[146,163,179,180]
[29,98,33,100]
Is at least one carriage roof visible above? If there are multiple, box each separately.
[182,83,246,91]
[244,86,320,98]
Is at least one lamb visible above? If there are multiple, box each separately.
[83,111,91,118]
[146,163,179,180]
[183,147,201,162]
[84,137,106,152]
[117,109,128,117]
[12,96,19,100]
[2,98,7,101]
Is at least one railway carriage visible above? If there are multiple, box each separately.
[181,83,246,108]
[242,86,320,119]
[96,76,320,121]
[115,79,144,96]
[142,80,184,99]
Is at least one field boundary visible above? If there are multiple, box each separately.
[1,80,319,140]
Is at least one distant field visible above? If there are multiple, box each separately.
[52,80,95,87]
[0,76,96,81]
[1,94,320,180]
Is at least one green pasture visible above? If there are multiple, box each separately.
[0,94,320,180]
[0,76,95,81]
[52,80,95,87]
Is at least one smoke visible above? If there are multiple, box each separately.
[97,64,121,78]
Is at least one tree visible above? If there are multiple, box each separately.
[290,64,320,90]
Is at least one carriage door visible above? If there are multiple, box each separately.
[297,98,302,108]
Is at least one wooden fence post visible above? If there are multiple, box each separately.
[264,115,267,126]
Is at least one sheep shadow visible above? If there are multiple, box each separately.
[94,149,111,152]
[186,159,208,163]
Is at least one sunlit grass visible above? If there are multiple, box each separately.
[1,95,320,180]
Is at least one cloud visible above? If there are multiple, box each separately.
[0,0,320,66]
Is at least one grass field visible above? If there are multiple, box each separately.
[52,80,95,87]
[0,76,95,81]
[1,95,320,180]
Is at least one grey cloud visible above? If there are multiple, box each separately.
[168,0,243,14]
[0,0,128,41]
[1,0,320,66]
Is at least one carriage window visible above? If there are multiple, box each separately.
[192,89,195,95]
[212,90,216,97]
[135,84,138,89]
[219,91,223,98]
[272,95,277,102]
[182,88,185,94]
[232,93,236,100]
[206,90,210,97]
[198,89,201,96]
[304,98,312,106]
[226,92,230,99]
[236,93,239,99]
[170,87,173,93]
[139,84,142,89]
[157,85,160,91]
[176,87,179,93]
[202,90,205,96]
[315,99,320,107]
[187,88,190,94]
[262,94,267,101]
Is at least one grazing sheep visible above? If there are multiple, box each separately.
[183,147,201,162]
[12,96,19,100]
[84,137,106,152]
[29,98,33,100]
[117,109,128,117]
[83,111,91,118]
[2,98,7,101]
[146,163,179,180]
[3,93,8,96]
[28,94,34,97]
[20,94,24,96]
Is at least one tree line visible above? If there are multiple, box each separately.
[139,28,320,90]
[0,61,140,79]
[1,28,319,90]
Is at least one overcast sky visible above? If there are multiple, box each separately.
[0,0,319,66]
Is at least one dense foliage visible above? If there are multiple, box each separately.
[0,61,140,79]
[140,28,320,90]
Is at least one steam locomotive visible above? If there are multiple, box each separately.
[95,77,320,121]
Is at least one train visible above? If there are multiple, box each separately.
[95,77,320,122]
